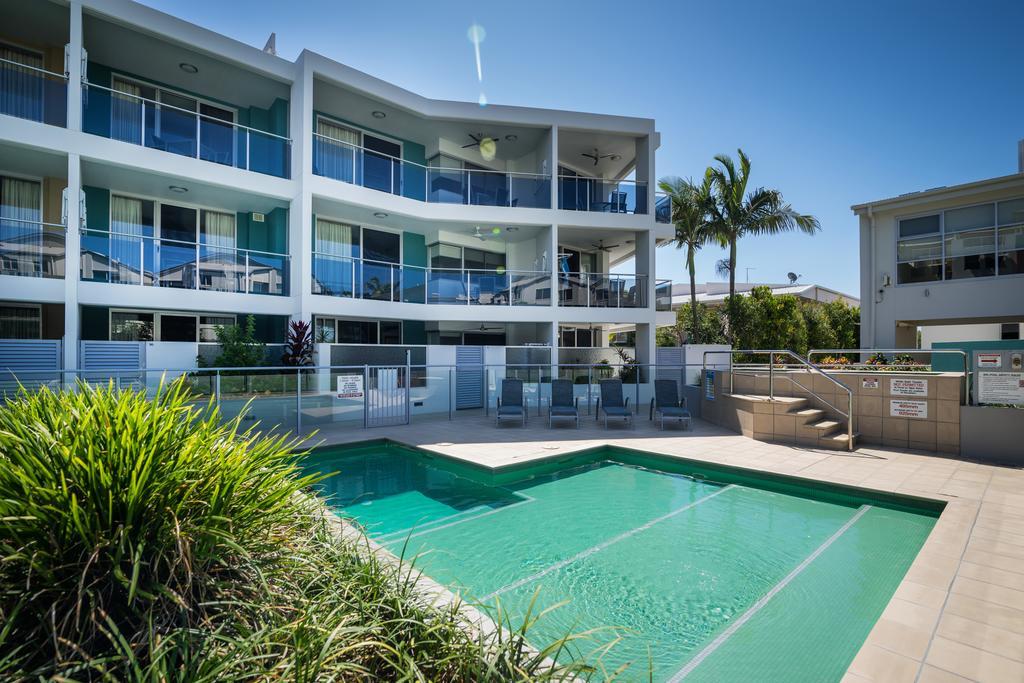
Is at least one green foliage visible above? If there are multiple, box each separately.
[212,314,266,368]
[0,380,602,681]
[658,302,728,346]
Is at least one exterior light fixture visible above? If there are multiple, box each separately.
[610,154,622,161]
[504,134,518,142]
[179,62,199,74]
[371,110,386,119]
[168,185,188,193]
[373,211,388,218]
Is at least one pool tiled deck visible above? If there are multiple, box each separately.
[304,412,1024,682]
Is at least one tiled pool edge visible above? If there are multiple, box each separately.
[303,420,1023,682]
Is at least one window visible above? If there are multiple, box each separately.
[0,304,41,339]
[0,176,42,277]
[429,243,462,270]
[0,43,45,121]
[897,199,1024,283]
[362,228,400,263]
[200,315,235,342]
[380,321,402,345]
[161,314,197,342]
[111,311,154,341]
[326,318,403,345]
[1001,323,1020,341]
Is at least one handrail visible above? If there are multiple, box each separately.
[701,349,855,451]
[84,80,293,142]
[0,57,67,79]
[808,348,970,405]
[85,228,289,260]
[557,174,647,187]
[312,133,549,178]
[0,217,68,230]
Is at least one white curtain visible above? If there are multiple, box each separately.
[0,44,43,121]
[1,177,42,276]
[112,78,143,144]
[314,218,355,295]
[201,210,236,248]
[200,210,237,291]
[315,119,358,182]
[110,195,143,284]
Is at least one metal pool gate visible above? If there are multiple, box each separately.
[364,365,410,427]
[455,346,485,409]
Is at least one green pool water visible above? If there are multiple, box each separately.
[305,441,941,682]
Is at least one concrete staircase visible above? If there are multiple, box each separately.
[725,394,859,451]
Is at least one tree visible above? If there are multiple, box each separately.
[281,320,314,367]
[212,315,266,368]
[658,175,715,342]
[707,149,820,338]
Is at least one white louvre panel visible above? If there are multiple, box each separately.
[0,339,63,392]
[79,341,145,386]
[455,346,484,409]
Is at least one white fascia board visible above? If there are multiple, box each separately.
[0,275,66,304]
[78,281,297,316]
[82,0,296,84]
[309,297,563,323]
[305,51,655,135]
[851,173,1024,214]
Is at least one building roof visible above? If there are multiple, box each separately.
[669,282,859,308]
[851,172,1024,214]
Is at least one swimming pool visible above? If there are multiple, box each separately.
[306,441,942,682]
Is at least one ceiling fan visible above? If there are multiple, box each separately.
[463,133,498,149]
[581,148,620,166]
[471,323,504,331]
[591,239,620,252]
[473,226,502,241]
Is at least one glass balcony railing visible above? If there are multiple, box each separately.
[557,272,650,308]
[0,217,65,278]
[558,176,649,215]
[81,82,291,178]
[655,191,671,224]
[655,279,673,311]
[312,134,551,208]
[311,253,553,305]
[80,229,289,295]
[0,57,67,127]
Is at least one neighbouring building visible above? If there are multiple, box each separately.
[667,281,859,310]
[0,0,673,379]
[852,143,1024,349]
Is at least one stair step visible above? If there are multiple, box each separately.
[810,419,841,433]
[792,408,824,419]
[820,431,860,451]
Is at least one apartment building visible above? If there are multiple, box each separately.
[853,145,1024,348]
[0,0,673,379]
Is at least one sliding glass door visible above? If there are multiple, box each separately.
[0,176,42,277]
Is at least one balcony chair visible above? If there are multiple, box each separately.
[496,378,526,426]
[548,379,579,428]
[597,378,632,428]
[650,379,691,430]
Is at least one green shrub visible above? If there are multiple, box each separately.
[0,379,600,681]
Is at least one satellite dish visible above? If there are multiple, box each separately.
[787,272,801,284]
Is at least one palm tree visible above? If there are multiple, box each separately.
[708,149,820,333]
[658,175,715,343]
[715,258,732,280]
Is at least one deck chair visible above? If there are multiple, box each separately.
[597,378,632,428]
[650,379,691,430]
[548,379,579,428]
[496,378,526,426]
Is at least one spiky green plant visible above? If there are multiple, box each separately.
[0,379,605,681]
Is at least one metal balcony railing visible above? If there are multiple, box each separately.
[0,57,67,127]
[557,272,649,308]
[558,175,649,215]
[0,217,66,278]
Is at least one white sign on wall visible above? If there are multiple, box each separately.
[977,372,1024,405]
[862,377,879,390]
[977,353,1003,369]
[890,399,928,418]
[890,378,928,397]
[336,374,364,399]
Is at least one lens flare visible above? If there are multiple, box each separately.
[479,136,497,160]
[478,92,488,107]
[467,24,486,81]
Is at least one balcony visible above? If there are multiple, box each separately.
[0,217,65,278]
[655,191,671,224]
[81,229,289,296]
[312,254,552,306]
[558,176,648,215]
[312,134,551,208]
[0,57,68,128]
[655,279,673,311]
[557,272,651,308]
[82,82,291,178]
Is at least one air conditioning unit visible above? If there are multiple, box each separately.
[251,212,266,223]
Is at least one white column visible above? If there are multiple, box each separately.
[66,1,83,131]
[288,54,313,322]
[635,133,657,216]
[549,125,559,209]
[549,223,558,310]
[64,154,82,372]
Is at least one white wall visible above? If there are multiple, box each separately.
[921,324,1021,349]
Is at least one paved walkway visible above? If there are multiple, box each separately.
[298,411,1024,683]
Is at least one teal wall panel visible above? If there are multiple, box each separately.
[402,231,427,267]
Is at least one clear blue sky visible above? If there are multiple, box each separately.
[142,0,1024,297]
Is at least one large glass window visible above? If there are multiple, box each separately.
[944,228,995,279]
[161,314,197,342]
[897,214,942,284]
[0,304,40,339]
[997,198,1024,277]
[429,243,462,269]
[362,228,400,263]
[111,311,154,341]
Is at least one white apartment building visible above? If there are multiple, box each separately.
[0,0,673,376]
[853,145,1024,349]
